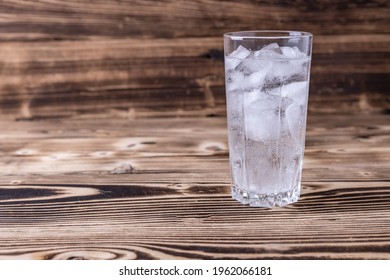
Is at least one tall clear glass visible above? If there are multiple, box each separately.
[224,31,313,207]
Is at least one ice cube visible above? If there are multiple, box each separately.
[261,42,280,50]
[285,103,303,139]
[238,58,272,73]
[228,61,273,92]
[292,46,307,59]
[227,88,244,126]
[225,57,241,72]
[257,42,307,61]
[244,89,264,106]
[231,45,251,59]
[281,46,297,58]
[225,45,251,70]
[281,81,308,106]
[245,94,282,141]
[283,82,308,139]
[273,57,309,81]
[226,70,245,91]
[255,43,308,61]
[254,49,286,60]
[245,66,272,89]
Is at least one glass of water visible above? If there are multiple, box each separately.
[224,31,313,207]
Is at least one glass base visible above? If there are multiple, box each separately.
[231,185,300,208]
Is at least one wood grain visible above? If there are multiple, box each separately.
[0,113,389,259]
[0,0,388,40]
[0,0,389,117]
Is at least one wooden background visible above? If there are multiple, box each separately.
[0,0,389,260]
[0,0,388,118]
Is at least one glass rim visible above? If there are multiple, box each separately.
[224,30,313,40]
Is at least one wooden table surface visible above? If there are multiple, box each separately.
[0,0,389,260]
[0,111,389,260]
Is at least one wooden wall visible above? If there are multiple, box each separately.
[0,0,388,118]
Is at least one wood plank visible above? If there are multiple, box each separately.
[0,114,389,180]
[0,0,388,41]
[0,35,388,117]
[0,182,389,259]
[0,0,388,116]
[0,112,389,259]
